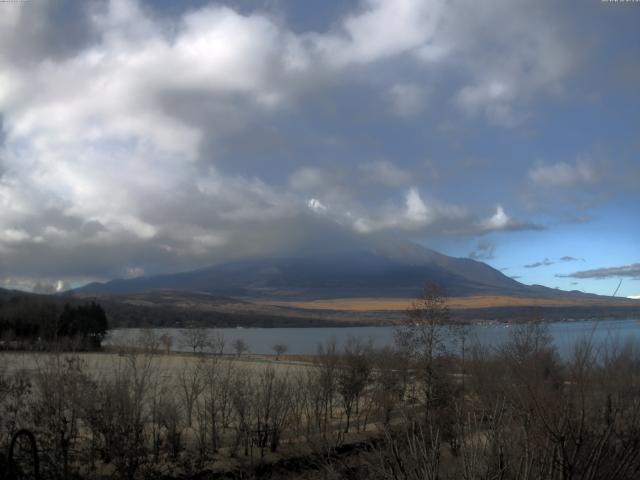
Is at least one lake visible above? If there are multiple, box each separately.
[105,318,640,358]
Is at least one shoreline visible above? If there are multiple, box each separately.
[106,306,640,329]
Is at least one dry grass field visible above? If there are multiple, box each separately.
[266,295,640,312]
[84,290,640,328]
[0,350,313,378]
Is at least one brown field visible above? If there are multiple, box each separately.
[0,350,313,377]
[266,295,639,312]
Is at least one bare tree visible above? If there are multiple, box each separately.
[180,326,211,354]
[337,337,371,433]
[139,328,161,353]
[367,424,442,480]
[395,283,450,411]
[315,339,339,438]
[232,338,249,357]
[230,368,252,456]
[371,347,406,427]
[81,351,158,480]
[178,360,204,427]
[253,366,292,455]
[448,321,471,389]
[157,396,185,460]
[31,354,91,479]
[159,333,173,355]
[197,357,235,456]
[272,343,288,360]
[210,332,225,356]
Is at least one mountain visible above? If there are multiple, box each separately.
[74,238,570,300]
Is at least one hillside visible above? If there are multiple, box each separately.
[75,238,546,299]
[70,289,640,328]
[68,237,640,326]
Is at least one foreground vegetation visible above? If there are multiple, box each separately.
[2,285,640,479]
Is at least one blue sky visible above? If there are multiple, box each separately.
[0,0,638,296]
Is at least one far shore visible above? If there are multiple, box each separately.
[264,294,640,312]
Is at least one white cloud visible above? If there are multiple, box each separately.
[314,0,443,67]
[0,228,31,244]
[10,279,70,294]
[312,0,576,126]
[478,205,544,233]
[405,187,432,225]
[529,158,597,187]
[307,198,328,213]
[353,187,466,233]
[480,205,510,230]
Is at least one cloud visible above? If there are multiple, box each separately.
[360,160,412,187]
[480,205,510,230]
[560,256,584,262]
[405,188,431,224]
[558,263,640,279]
[32,280,69,294]
[456,81,523,127]
[529,158,597,188]
[448,1,577,126]
[524,258,554,268]
[349,192,543,237]
[314,0,578,126]
[341,0,575,124]
[0,228,32,244]
[469,239,496,260]
[477,205,544,233]
[353,187,466,234]
[307,198,328,213]
[313,0,444,67]
[0,0,98,64]
[290,168,327,191]
[0,0,586,287]
[124,266,145,279]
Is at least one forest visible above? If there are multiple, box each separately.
[0,295,108,350]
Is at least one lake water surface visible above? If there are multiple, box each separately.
[105,318,640,358]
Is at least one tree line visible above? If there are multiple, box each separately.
[0,295,108,350]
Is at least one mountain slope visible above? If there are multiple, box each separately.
[75,239,549,299]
